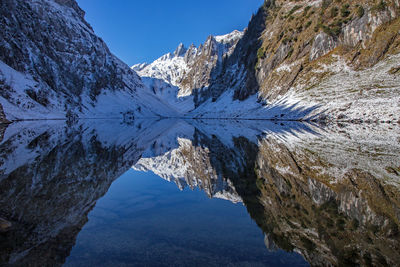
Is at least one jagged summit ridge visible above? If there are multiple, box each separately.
[174,43,187,57]
[215,30,243,43]
[132,30,244,97]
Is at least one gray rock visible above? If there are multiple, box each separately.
[310,32,337,61]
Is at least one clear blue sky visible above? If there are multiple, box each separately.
[76,0,264,66]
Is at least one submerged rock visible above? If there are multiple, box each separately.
[0,218,12,232]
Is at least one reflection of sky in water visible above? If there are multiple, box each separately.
[65,169,307,266]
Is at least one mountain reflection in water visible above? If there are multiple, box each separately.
[0,119,399,266]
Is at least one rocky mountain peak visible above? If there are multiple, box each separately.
[133,29,244,100]
[215,30,243,44]
[173,43,187,57]
[202,35,218,56]
[184,43,198,64]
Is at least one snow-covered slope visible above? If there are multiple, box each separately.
[189,53,400,121]
[140,77,194,114]
[0,0,177,121]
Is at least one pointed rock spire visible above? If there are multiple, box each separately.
[173,43,187,57]
[184,43,197,63]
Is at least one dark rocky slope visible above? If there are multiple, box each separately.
[0,0,176,121]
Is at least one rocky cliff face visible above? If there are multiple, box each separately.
[0,104,8,124]
[195,5,269,105]
[193,0,400,121]
[0,0,177,121]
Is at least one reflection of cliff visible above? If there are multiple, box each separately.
[136,121,400,266]
[250,125,400,266]
[0,119,183,266]
[204,123,400,266]
[135,137,243,203]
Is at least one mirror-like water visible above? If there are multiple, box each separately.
[65,169,306,266]
[0,119,399,266]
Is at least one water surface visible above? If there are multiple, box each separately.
[65,169,305,266]
[0,119,399,266]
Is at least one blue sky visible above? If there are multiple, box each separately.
[76,0,264,66]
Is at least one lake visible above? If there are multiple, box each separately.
[0,119,399,266]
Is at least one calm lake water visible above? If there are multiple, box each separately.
[0,119,399,266]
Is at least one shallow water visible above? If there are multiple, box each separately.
[0,119,399,266]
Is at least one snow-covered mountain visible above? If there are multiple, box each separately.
[132,30,243,98]
[0,0,177,122]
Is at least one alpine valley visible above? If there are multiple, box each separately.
[1,1,400,267]
[0,0,399,122]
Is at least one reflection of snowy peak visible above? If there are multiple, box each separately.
[134,137,243,203]
[132,30,243,97]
